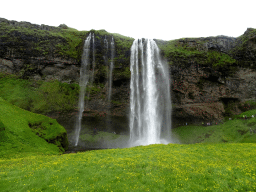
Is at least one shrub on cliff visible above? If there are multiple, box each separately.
[58,24,69,29]
[206,50,236,68]
[31,80,79,114]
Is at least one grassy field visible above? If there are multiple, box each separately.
[1,90,256,191]
[0,143,255,191]
[172,110,256,144]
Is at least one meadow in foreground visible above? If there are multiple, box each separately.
[1,85,256,191]
[0,143,255,192]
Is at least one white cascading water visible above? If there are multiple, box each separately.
[108,36,115,101]
[74,33,92,146]
[86,34,95,107]
[92,34,96,83]
[129,38,172,147]
[104,36,109,95]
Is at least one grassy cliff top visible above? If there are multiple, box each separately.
[0,18,134,63]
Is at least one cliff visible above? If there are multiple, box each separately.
[1,17,256,126]
[155,30,256,125]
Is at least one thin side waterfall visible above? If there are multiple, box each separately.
[74,33,92,146]
[129,38,172,147]
[86,34,95,107]
[92,34,96,83]
[104,36,109,95]
[108,36,115,101]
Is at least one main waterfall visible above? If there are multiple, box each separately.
[129,39,172,147]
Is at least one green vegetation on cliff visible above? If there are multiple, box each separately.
[0,73,79,114]
[0,19,134,68]
[0,19,134,90]
[0,20,90,59]
[233,28,256,52]
[206,50,236,67]
[0,97,68,159]
[156,38,236,69]
[230,28,256,67]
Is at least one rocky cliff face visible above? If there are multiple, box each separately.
[160,30,256,125]
[170,64,256,125]
[1,18,256,126]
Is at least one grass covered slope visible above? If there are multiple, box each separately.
[172,110,256,144]
[0,143,255,191]
[0,97,68,159]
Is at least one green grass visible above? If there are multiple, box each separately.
[0,143,255,191]
[1,63,256,191]
[236,109,256,118]
[1,104,256,191]
[0,97,68,159]
[172,111,256,144]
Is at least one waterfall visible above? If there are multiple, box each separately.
[74,33,92,146]
[86,34,95,107]
[104,36,109,97]
[129,39,172,147]
[92,34,96,83]
[108,36,115,101]
[104,35,108,66]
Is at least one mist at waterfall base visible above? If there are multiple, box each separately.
[129,38,173,147]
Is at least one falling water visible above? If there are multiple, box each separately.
[129,39,172,147]
[86,34,95,107]
[104,36,109,95]
[92,34,96,83]
[104,35,109,65]
[74,33,92,146]
[108,36,115,101]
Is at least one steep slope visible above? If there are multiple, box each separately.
[0,97,68,158]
